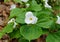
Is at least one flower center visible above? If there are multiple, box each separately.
[29,18,32,20]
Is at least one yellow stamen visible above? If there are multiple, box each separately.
[30,18,32,20]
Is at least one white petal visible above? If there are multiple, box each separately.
[25,15,38,24]
[8,18,17,28]
[45,3,52,8]
[21,0,29,2]
[25,17,32,24]
[10,4,16,10]
[8,18,15,24]
[56,16,60,24]
[57,16,60,18]
[32,16,38,24]
[25,12,33,17]
[13,22,17,28]
[57,16,60,20]
[44,0,52,8]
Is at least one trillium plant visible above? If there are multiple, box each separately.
[0,0,60,42]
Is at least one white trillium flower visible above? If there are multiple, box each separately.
[56,16,60,24]
[8,18,17,28]
[21,0,29,2]
[25,12,38,24]
[45,3,52,8]
[44,0,52,8]
[10,4,16,10]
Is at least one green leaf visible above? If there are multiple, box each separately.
[20,25,42,40]
[13,0,21,3]
[37,20,54,28]
[9,29,21,39]
[0,23,13,38]
[46,31,60,42]
[16,13,25,24]
[4,0,10,2]
[36,11,54,28]
[0,31,5,39]
[10,8,26,24]
[49,22,57,30]
[2,23,14,33]
[10,8,21,18]
[27,0,42,11]
[36,11,52,19]
[0,23,14,39]
[16,9,26,24]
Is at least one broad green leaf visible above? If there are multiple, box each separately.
[2,23,14,33]
[0,23,14,39]
[13,0,21,3]
[20,25,42,40]
[36,11,54,28]
[10,8,21,18]
[10,8,26,24]
[46,31,60,42]
[35,10,52,19]
[37,19,54,28]
[9,29,21,39]
[16,10,26,24]
[27,0,42,11]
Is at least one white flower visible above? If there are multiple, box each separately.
[21,0,29,2]
[10,4,16,10]
[25,12,38,24]
[44,0,52,8]
[26,3,30,8]
[45,3,52,8]
[8,18,15,24]
[56,16,60,24]
[8,18,17,28]
[13,22,17,28]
